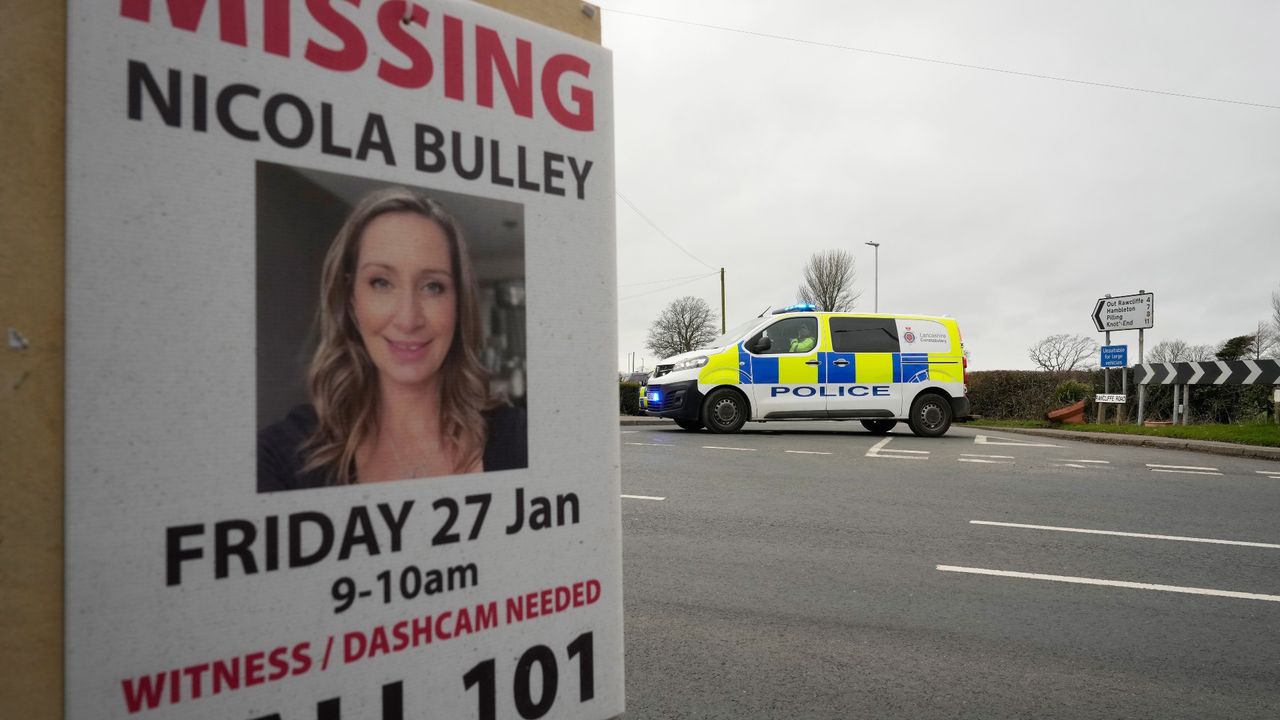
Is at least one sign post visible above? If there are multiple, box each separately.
[65,3,623,719]
[1092,292,1152,425]
[1098,343,1127,422]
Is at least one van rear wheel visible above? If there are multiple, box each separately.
[702,389,747,433]
[674,418,704,431]
[861,419,897,435]
[908,394,953,437]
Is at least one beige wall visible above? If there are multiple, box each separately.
[0,2,599,718]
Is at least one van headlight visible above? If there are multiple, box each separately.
[673,356,709,372]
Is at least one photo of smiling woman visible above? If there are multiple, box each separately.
[258,187,527,491]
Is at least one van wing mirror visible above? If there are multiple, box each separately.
[751,336,772,353]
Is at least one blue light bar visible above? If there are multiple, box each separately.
[772,303,816,315]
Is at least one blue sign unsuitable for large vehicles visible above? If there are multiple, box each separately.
[1100,345,1128,368]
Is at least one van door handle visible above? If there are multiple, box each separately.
[805,360,821,366]
[832,359,851,367]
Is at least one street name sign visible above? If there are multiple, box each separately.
[1095,394,1127,404]
[1092,293,1154,332]
[1100,345,1128,368]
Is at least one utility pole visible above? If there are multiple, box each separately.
[864,241,880,312]
[720,267,726,333]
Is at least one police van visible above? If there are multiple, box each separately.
[643,305,970,436]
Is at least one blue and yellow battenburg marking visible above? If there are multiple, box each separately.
[734,345,931,385]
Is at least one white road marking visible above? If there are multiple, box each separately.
[625,442,670,447]
[1148,463,1218,471]
[936,565,1280,603]
[974,434,1060,448]
[621,494,666,501]
[620,430,638,434]
[1060,463,1087,469]
[961,453,1014,459]
[866,437,929,460]
[969,520,1280,550]
[1150,469,1224,476]
[785,450,833,455]
[1255,470,1280,477]
[702,446,756,452]
[1055,459,1110,464]
[958,458,1013,464]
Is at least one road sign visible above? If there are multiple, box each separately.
[1100,345,1128,368]
[1092,293,1154,332]
[1134,359,1280,386]
[1095,394,1127,404]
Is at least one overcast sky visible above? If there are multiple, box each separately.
[599,0,1279,372]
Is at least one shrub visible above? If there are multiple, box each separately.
[1053,380,1091,405]
[619,381,643,416]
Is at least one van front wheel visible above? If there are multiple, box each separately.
[908,394,952,437]
[702,389,747,433]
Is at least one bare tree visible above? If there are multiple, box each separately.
[1027,333,1099,371]
[1147,339,1220,363]
[645,296,719,359]
[1252,321,1278,359]
[797,249,861,312]
[1149,339,1219,363]
[1272,284,1280,336]
[1147,339,1193,363]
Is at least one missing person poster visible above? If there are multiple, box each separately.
[65,2,621,718]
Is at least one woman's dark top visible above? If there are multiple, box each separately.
[257,404,528,492]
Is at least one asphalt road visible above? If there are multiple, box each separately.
[619,422,1280,719]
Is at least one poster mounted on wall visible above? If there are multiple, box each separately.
[65,2,621,718]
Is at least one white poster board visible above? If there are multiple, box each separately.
[66,2,621,718]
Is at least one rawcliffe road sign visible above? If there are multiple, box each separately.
[1092,292,1154,332]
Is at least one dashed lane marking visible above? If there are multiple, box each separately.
[621,494,666,501]
[702,446,756,452]
[958,458,1013,464]
[969,520,1280,550]
[936,565,1280,603]
[974,434,1060,448]
[1147,463,1223,476]
[1054,459,1110,464]
[625,442,670,447]
[961,453,1014,459]
[785,450,833,455]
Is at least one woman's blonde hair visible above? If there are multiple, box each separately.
[303,187,491,484]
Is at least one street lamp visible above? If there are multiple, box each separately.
[864,241,880,312]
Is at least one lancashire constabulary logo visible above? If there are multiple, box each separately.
[904,329,916,344]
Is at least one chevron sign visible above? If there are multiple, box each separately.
[1134,359,1280,386]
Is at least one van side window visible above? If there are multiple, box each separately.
[829,318,900,353]
[747,317,818,355]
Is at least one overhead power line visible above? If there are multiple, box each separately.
[603,8,1280,111]
[619,271,719,301]
[617,191,717,271]
[620,272,718,289]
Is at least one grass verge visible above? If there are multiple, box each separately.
[969,419,1280,448]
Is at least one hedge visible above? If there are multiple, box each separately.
[619,381,643,416]
[967,369,1274,423]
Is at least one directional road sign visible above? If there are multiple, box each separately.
[1134,359,1280,386]
[1100,345,1128,368]
[1092,293,1154,332]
